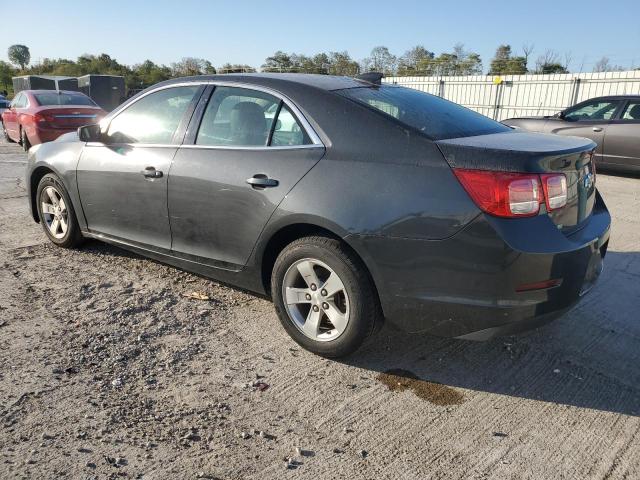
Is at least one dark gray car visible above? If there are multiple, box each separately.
[503,95,640,173]
[26,74,610,357]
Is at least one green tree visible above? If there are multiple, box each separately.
[362,46,397,74]
[262,51,293,72]
[397,46,435,76]
[312,53,331,74]
[535,50,569,74]
[8,44,31,70]
[593,56,624,73]
[421,45,482,76]
[327,51,360,76]
[0,61,15,93]
[219,63,256,73]
[170,57,215,76]
[489,45,527,75]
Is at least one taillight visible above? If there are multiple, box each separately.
[541,174,567,210]
[453,169,567,218]
[34,113,55,126]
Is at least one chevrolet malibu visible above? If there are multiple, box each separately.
[2,90,106,150]
[25,74,611,357]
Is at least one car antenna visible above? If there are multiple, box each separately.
[355,72,384,85]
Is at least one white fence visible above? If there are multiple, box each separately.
[384,71,640,121]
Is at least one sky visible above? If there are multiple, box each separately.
[2,0,640,73]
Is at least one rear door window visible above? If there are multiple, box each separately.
[197,87,279,146]
[270,105,311,146]
[620,101,640,121]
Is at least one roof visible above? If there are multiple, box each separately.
[162,73,372,91]
[13,75,76,80]
[21,89,86,95]
[586,94,640,100]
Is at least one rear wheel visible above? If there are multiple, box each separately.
[20,128,31,151]
[271,235,381,358]
[36,174,83,248]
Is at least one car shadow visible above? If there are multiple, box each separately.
[78,241,639,416]
[341,250,640,417]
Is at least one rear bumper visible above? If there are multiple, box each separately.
[347,191,611,339]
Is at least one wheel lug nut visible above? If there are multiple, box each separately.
[305,293,311,301]
[321,289,327,296]
[310,284,317,291]
[322,302,329,310]
[312,305,319,312]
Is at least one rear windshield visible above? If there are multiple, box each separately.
[337,86,510,141]
[34,92,96,107]
[0,100,9,108]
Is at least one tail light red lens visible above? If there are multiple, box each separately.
[453,169,542,217]
[453,169,568,218]
[34,113,56,125]
[541,174,567,210]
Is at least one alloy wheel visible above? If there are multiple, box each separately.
[40,186,68,239]
[282,258,350,342]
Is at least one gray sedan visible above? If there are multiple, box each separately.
[503,95,640,174]
[25,74,610,357]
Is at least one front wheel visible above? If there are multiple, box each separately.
[36,173,83,248]
[271,235,382,358]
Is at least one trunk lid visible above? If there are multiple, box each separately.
[437,130,597,232]
[34,106,105,129]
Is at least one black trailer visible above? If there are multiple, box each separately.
[12,75,79,93]
[78,75,126,111]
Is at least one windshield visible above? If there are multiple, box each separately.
[337,86,510,141]
[34,92,97,107]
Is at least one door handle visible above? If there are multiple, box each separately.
[592,127,603,132]
[246,174,279,188]
[141,166,163,178]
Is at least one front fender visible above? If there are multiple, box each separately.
[26,140,85,228]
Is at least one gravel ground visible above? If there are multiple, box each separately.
[0,138,639,480]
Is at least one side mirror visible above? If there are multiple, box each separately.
[78,124,103,142]
[556,111,565,119]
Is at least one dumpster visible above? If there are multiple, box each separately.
[78,75,126,111]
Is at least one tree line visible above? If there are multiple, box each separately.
[1,43,633,97]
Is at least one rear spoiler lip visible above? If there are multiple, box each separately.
[354,72,384,85]
[436,132,596,173]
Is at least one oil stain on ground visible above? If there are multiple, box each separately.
[376,368,464,406]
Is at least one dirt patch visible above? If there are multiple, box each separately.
[377,368,464,406]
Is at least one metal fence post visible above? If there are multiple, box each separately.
[570,77,581,106]
[438,79,445,97]
[493,80,504,120]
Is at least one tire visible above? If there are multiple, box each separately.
[271,235,382,358]
[1,121,13,143]
[21,128,31,151]
[35,173,83,248]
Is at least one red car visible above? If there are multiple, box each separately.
[1,90,106,150]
